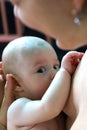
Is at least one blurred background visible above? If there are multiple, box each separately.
[0,1,53,58]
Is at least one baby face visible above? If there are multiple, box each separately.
[16,46,59,100]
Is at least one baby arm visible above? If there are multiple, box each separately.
[7,51,83,127]
[41,51,83,117]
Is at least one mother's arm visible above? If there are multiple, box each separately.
[0,78,6,130]
[0,74,16,130]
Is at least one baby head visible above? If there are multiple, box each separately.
[2,36,59,100]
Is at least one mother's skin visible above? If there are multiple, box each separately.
[0,75,16,130]
[64,50,87,130]
[10,0,87,49]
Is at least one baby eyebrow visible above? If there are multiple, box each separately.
[54,59,60,64]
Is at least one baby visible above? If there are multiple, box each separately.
[2,36,83,130]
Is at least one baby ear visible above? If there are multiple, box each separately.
[6,74,19,88]
[6,74,23,98]
[15,85,24,92]
[10,74,24,93]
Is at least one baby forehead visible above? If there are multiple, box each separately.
[21,45,54,58]
[22,48,58,65]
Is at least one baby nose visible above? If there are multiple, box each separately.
[50,69,57,80]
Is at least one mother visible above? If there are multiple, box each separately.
[10,0,87,50]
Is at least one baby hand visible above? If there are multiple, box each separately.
[61,51,84,75]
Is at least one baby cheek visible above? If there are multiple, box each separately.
[42,76,52,89]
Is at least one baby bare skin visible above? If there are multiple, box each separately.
[8,113,65,130]
[30,115,65,130]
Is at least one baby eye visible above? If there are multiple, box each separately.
[37,67,46,73]
[53,65,59,70]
